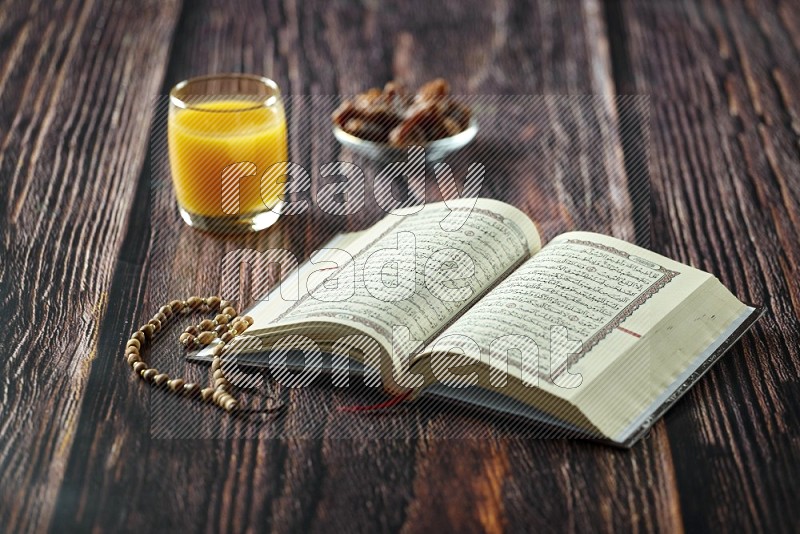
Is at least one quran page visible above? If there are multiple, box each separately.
[245,199,541,356]
[417,231,751,440]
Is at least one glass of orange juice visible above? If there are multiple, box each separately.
[168,74,288,232]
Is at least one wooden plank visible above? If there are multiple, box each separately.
[0,0,182,532]
[612,0,800,531]
[51,0,676,532]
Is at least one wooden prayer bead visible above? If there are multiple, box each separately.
[197,331,216,345]
[215,313,231,325]
[214,378,230,389]
[133,362,147,374]
[132,331,146,344]
[168,379,185,391]
[232,321,248,334]
[222,306,237,318]
[126,339,141,350]
[199,319,215,331]
[201,388,215,401]
[153,373,169,386]
[186,296,203,308]
[205,296,221,309]
[142,369,157,381]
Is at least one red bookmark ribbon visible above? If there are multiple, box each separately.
[337,390,413,413]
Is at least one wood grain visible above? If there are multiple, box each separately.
[46,0,676,533]
[0,0,181,532]
[0,0,797,532]
[612,0,800,531]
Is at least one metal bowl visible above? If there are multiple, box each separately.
[333,119,478,163]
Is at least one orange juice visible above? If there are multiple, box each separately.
[168,99,288,218]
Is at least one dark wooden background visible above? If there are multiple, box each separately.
[1,0,799,532]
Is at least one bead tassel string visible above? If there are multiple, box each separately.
[124,296,254,412]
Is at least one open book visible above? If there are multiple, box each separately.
[195,199,761,447]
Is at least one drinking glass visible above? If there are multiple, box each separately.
[168,74,287,232]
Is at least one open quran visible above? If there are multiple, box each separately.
[194,199,761,447]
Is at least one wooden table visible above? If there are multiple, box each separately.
[1,0,798,532]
